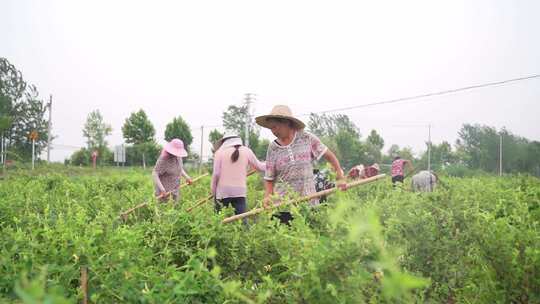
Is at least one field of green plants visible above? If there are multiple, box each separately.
[0,167,539,303]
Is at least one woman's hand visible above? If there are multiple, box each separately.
[186,178,193,185]
[336,169,347,191]
[157,191,171,201]
[337,178,348,191]
[263,196,272,209]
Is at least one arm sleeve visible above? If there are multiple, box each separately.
[152,157,166,193]
[246,148,266,173]
[179,157,191,179]
[307,132,328,161]
[263,145,276,181]
[211,152,221,195]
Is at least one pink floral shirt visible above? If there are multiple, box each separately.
[265,131,328,205]
[391,159,406,177]
[152,155,189,199]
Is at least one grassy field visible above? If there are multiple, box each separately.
[0,167,539,303]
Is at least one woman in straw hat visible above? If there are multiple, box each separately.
[211,132,266,217]
[152,138,192,202]
[256,105,347,223]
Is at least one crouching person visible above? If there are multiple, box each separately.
[412,170,438,192]
[347,163,380,180]
[313,168,335,203]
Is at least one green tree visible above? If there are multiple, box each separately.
[364,129,385,164]
[308,113,360,138]
[308,113,364,169]
[82,110,112,166]
[418,141,456,170]
[164,116,193,149]
[1,57,28,164]
[9,85,50,160]
[383,144,415,166]
[334,130,364,169]
[0,57,26,133]
[456,124,498,171]
[125,142,162,167]
[122,109,156,168]
[122,110,155,144]
[208,129,223,152]
[366,129,384,150]
[222,104,260,147]
[254,138,270,160]
[223,105,247,137]
[454,124,533,173]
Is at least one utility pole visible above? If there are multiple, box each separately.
[499,133,503,176]
[32,138,35,170]
[200,125,204,173]
[46,94,52,163]
[244,93,255,148]
[427,124,431,172]
[1,132,4,164]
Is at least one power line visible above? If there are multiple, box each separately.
[298,74,540,116]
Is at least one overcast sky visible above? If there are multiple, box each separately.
[2,0,539,162]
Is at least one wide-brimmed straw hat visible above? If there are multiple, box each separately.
[215,132,242,150]
[165,139,188,157]
[255,105,305,130]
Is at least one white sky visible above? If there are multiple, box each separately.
[1,0,539,162]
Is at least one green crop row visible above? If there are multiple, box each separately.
[0,169,538,303]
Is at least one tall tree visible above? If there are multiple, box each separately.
[456,124,501,172]
[208,129,223,152]
[164,116,193,149]
[83,110,112,151]
[122,109,155,168]
[222,104,260,146]
[308,113,360,138]
[366,130,384,150]
[364,130,385,164]
[456,124,538,174]
[383,144,415,165]
[223,105,247,136]
[122,110,155,144]
[418,141,456,170]
[308,113,364,169]
[9,85,50,160]
[1,58,27,163]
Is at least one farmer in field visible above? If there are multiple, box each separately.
[152,138,192,203]
[211,133,266,217]
[313,168,335,203]
[412,170,438,192]
[256,105,347,224]
[347,164,365,179]
[391,155,414,187]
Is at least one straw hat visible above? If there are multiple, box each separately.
[164,139,188,157]
[255,105,305,130]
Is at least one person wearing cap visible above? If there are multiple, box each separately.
[255,105,347,223]
[152,138,192,202]
[211,133,266,217]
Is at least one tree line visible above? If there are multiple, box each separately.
[2,57,539,176]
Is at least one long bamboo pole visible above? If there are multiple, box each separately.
[119,173,209,220]
[222,174,386,224]
[80,266,88,304]
[180,173,208,189]
[186,194,213,213]
[186,170,258,213]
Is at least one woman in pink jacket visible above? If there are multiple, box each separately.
[211,133,265,216]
